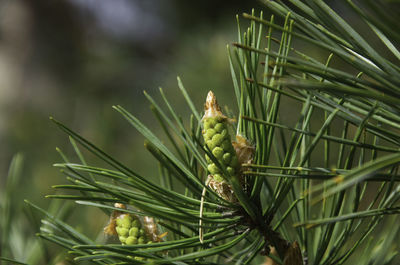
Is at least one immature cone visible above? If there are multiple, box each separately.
[104,203,152,245]
[103,203,126,236]
[202,91,239,201]
[115,214,151,245]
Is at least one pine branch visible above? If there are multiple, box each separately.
[25,1,400,264]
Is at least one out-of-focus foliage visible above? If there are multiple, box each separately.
[0,1,255,263]
[0,154,75,265]
[0,0,255,232]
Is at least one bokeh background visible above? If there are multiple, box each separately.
[0,0,261,206]
[0,0,261,263]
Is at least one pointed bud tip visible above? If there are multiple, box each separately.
[203,91,224,119]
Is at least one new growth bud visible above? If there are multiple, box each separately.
[202,91,240,201]
[104,203,152,246]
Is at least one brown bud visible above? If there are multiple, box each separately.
[232,135,255,166]
[283,241,303,265]
[203,91,227,120]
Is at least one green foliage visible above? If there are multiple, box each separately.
[0,154,30,265]
[0,155,75,265]
[16,1,400,264]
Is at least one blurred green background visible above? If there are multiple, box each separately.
[0,0,260,205]
[0,0,259,263]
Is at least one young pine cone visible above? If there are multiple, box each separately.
[115,214,151,245]
[202,91,240,201]
[104,203,152,245]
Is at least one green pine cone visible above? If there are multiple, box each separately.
[115,214,152,245]
[202,92,239,183]
[203,116,238,181]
